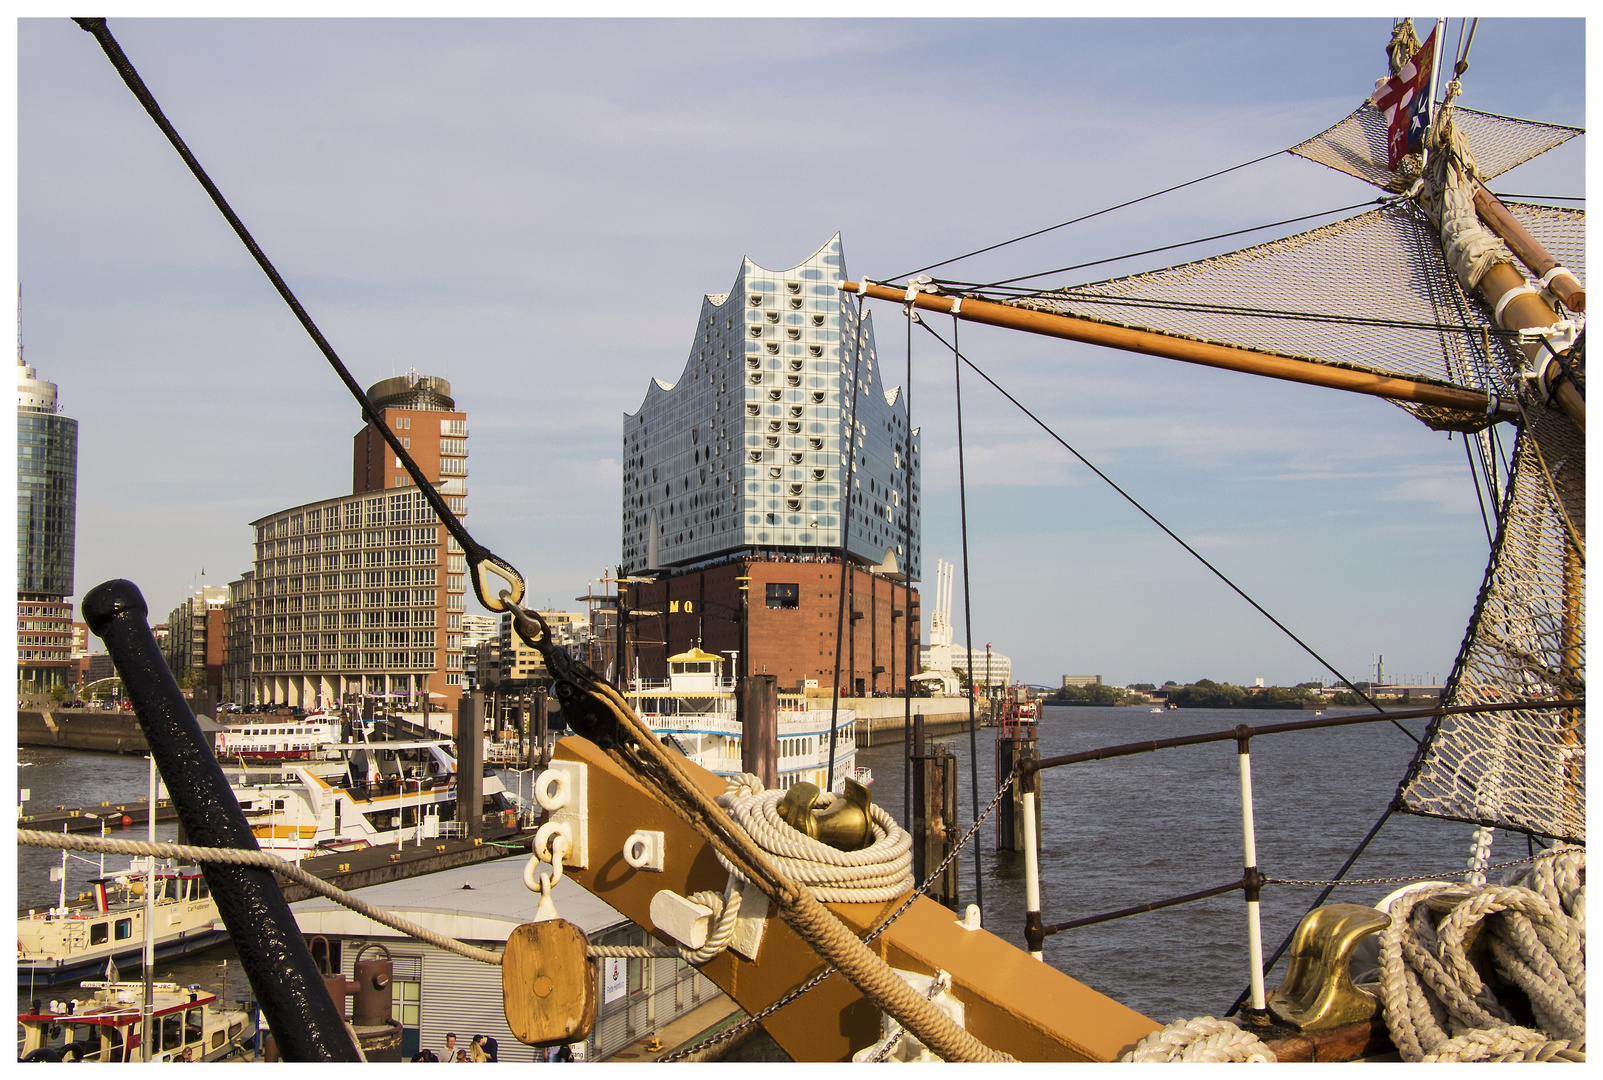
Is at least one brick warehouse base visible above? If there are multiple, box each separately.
[622,558,919,695]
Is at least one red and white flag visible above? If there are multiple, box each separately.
[1371,26,1438,170]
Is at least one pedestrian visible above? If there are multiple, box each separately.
[554,1044,574,1063]
[439,1032,458,1061]
[453,1050,470,1063]
[469,1036,488,1063]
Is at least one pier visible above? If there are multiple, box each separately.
[19,796,177,834]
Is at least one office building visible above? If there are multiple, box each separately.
[619,236,921,691]
[248,371,469,712]
[165,584,229,698]
[17,355,78,692]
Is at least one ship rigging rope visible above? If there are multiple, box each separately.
[965,198,1385,291]
[73,18,526,617]
[915,319,1404,730]
[885,147,1289,283]
[14,828,680,966]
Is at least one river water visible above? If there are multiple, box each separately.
[856,704,1515,1023]
[18,710,1520,1032]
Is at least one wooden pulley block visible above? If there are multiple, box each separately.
[502,919,597,1046]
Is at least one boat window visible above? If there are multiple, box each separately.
[766,583,800,610]
[185,1008,204,1043]
[162,1014,183,1051]
[114,918,133,940]
[90,922,109,945]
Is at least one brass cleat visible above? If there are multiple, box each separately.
[1267,903,1390,1032]
[777,778,874,851]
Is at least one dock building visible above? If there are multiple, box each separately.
[290,856,729,1061]
[246,372,469,714]
[620,236,922,692]
[17,354,78,693]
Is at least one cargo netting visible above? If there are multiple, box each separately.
[977,201,1583,433]
[1288,104,1582,193]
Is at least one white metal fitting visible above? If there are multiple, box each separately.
[622,830,666,872]
[531,761,588,869]
[532,820,572,867]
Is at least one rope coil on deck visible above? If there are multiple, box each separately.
[1374,844,1586,1063]
[1120,1017,1276,1063]
[715,773,914,903]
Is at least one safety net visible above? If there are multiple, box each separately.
[1288,104,1582,193]
[987,200,1583,432]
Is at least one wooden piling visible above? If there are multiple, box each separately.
[995,734,1040,852]
[912,742,960,910]
[739,674,779,789]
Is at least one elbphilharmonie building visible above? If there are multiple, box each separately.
[622,235,920,580]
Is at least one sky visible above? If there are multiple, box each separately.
[11,14,1586,689]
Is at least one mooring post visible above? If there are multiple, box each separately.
[82,579,359,1062]
[457,691,485,838]
[739,674,779,789]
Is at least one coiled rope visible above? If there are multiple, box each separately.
[1374,845,1586,1063]
[714,773,914,904]
[561,674,1015,1062]
[1120,1017,1276,1063]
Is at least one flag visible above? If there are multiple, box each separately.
[1371,26,1437,170]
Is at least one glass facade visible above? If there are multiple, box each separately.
[17,410,77,597]
[621,235,920,578]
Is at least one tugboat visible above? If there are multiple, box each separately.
[18,981,255,1062]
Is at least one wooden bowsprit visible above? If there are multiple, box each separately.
[538,735,1156,1062]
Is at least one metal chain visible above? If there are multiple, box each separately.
[1267,852,1547,889]
[656,770,1020,1063]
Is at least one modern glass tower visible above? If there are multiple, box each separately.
[17,355,78,690]
[621,235,920,579]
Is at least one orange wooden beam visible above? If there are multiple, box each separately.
[843,281,1516,421]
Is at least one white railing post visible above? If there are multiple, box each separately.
[1237,735,1266,1013]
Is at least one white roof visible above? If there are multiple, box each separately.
[291,854,629,942]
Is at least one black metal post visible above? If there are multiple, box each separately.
[82,580,359,1061]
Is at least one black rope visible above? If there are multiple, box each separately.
[970,200,1383,290]
[1488,192,1584,203]
[885,147,1289,283]
[1225,804,1395,1018]
[916,320,1408,735]
[902,298,916,828]
[825,299,868,792]
[949,314,985,912]
[1464,434,1496,549]
[74,18,523,615]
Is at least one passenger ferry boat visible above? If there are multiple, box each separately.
[19,981,254,1062]
[226,738,515,858]
[624,648,869,792]
[214,712,343,763]
[17,867,227,991]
